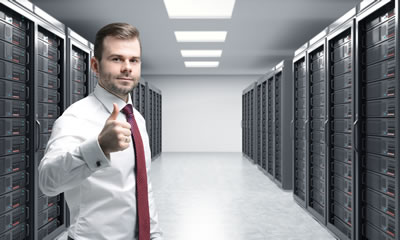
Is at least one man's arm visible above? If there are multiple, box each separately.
[38,114,110,196]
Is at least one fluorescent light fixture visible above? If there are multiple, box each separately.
[184,61,219,68]
[164,0,236,19]
[181,50,222,58]
[175,31,227,42]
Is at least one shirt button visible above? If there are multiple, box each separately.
[96,161,101,167]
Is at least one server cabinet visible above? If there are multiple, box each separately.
[145,82,161,159]
[260,74,268,171]
[242,92,245,154]
[242,82,257,161]
[293,43,308,208]
[88,43,97,94]
[326,9,356,240]
[356,0,398,239]
[32,6,66,240]
[273,60,293,190]
[0,1,68,239]
[0,2,32,239]
[307,29,328,225]
[155,91,162,157]
[266,73,274,178]
[256,77,263,167]
[131,79,146,117]
[260,72,272,171]
[66,28,90,106]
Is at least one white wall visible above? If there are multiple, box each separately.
[143,75,258,152]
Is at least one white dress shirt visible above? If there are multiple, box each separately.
[38,84,163,240]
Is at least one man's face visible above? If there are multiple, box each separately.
[92,36,141,100]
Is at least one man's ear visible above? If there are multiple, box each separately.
[90,57,99,76]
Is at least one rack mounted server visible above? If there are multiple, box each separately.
[0,1,162,239]
[291,0,400,239]
[242,60,293,190]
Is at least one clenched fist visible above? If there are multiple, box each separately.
[98,103,132,158]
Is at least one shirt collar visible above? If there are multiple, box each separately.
[93,84,133,114]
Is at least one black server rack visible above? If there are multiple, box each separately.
[88,43,97,94]
[131,80,162,159]
[155,92,161,157]
[256,79,262,167]
[357,1,398,239]
[242,93,245,154]
[326,9,356,240]
[131,80,146,116]
[273,60,293,190]
[307,29,328,225]
[66,28,90,106]
[266,73,274,177]
[293,43,308,208]
[145,82,161,159]
[0,1,67,239]
[242,82,256,161]
[242,86,249,158]
[0,2,31,239]
[32,6,66,240]
[260,75,267,170]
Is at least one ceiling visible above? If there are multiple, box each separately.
[29,0,362,76]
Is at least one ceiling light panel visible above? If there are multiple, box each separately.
[181,50,222,58]
[184,61,219,68]
[175,31,227,42]
[164,0,236,19]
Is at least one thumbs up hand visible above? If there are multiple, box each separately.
[98,103,132,158]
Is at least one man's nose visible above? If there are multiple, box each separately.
[121,60,132,72]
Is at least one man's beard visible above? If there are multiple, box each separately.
[99,70,139,96]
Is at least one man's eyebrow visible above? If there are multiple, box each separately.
[107,54,140,59]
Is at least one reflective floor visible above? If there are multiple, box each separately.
[151,152,336,240]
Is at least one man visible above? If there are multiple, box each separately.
[38,23,163,240]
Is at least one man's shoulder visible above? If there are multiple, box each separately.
[60,94,101,121]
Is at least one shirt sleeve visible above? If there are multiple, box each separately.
[38,113,110,197]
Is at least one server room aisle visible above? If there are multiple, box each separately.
[151,153,336,240]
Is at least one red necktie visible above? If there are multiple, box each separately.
[122,104,150,240]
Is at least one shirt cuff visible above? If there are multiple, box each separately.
[79,136,110,171]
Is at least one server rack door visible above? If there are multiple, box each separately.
[0,3,32,239]
[242,93,245,154]
[257,82,262,167]
[356,1,398,239]
[247,91,250,157]
[261,79,267,170]
[267,75,274,178]
[88,43,96,94]
[157,92,162,156]
[252,83,258,163]
[140,82,146,117]
[250,88,254,161]
[293,53,308,208]
[326,20,355,240]
[274,71,282,184]
[66,29,91,107]
[307,38,328,225]
[35,23,66,240]
[275,61,293,190]
[159,94,162,153]
[245,92,250,157]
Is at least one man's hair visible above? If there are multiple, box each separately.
[94,22,141,61]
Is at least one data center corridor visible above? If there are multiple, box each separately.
[150,153,335,240]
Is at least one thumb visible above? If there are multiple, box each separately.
[108,103,119,121]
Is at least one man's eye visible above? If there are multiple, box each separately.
[112,58,121,62]
[131,59,139,63]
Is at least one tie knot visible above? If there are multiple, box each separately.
[121,104,133,117]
